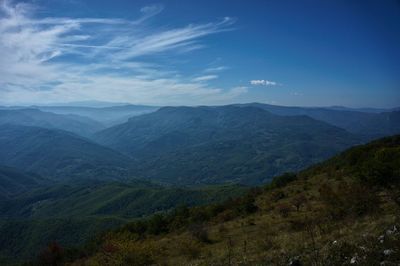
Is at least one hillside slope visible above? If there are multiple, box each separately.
[0,181,245,219]
[66,135,400,266]
[0,182,245,262]
[95,105,361,185]
[0,125,130,181]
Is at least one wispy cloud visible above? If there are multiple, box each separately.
[193,75,218,82]
[204,66,229,73]
[0,0,241,105]
[250,79,279,86]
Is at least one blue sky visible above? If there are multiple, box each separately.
[0,0,399,107]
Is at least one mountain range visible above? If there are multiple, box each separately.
[0,102,399,264]
[33,104,159,127]
[1,103,399,185]
[237,103,400,140]
[94,105,361,184]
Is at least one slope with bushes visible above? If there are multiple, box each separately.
[62,135,400,266]
[0,181,246,263]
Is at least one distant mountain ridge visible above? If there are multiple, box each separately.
[0,108,104,137]
[95,105,361,185]
[34,104,159,126]
[0,124,130,181]
[236,103,400,140]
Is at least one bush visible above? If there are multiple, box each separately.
[276,203,292,218]
[176,239,202,259]
[122,248,154,266]
[268,172,297,189]
[270,190,286,202]
[36,241,64,266]
[189,223,210,243]
[234,195,259,215]
[291,193,307,211]
[319,182,380,219]
[147,214,168,235]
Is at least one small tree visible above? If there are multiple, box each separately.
[291,193,307,211]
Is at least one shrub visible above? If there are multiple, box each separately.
[270,190,286,202]
[37,241,64,266]
[177,239,202,259]
[147,214,168,235]
[291,193,307,211]
[235,195,259,215]
[319,182,380,219]
[122,246,155,266]
[268,172,297,189]
[276,203,292,218]
[189,223,210,243]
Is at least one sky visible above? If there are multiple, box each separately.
[0,0,399,108]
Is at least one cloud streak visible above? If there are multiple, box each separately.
[250,79,278,86]
[0,0,242,105]
[193,75,218,82]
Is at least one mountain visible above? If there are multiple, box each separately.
[0,166,48,200]
[36,104,159,126]
[0,108,104,137]
[238,103,400,140]
[66,135,400,266]
[0,124,130,181]
[94,105,361,185]
[325,105,396,113]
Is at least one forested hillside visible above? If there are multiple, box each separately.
[0,181,245,263]
[61,135,400,266]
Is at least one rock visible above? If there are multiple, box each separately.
[383,249,393,256]
[386,225,398,235]
[288,256,302,266]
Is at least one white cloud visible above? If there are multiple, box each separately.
[0,0,240,105]
[250,79,278,86]
[193,75,218,82]
[204,66,228,73]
